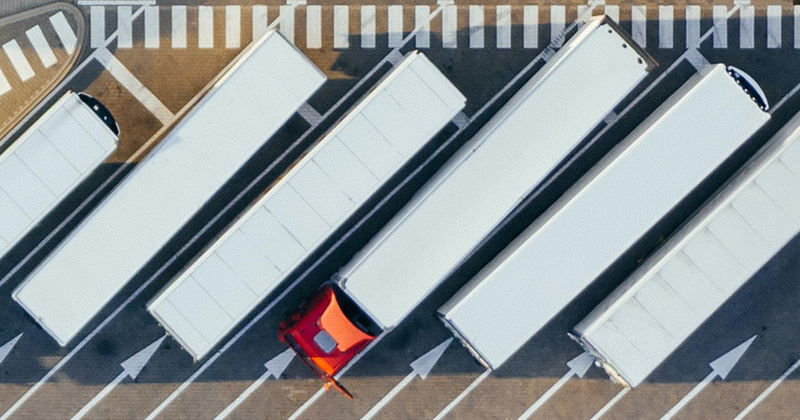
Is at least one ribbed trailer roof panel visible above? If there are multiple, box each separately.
[12,31,326,346]
[340,16,653,330]
[0,92,118,260]
[438,64,769,370]
[573,110,800,388]
[147,52,466,360]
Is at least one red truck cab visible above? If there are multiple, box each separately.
[279,283,378,398]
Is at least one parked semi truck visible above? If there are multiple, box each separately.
[0,91,119,263]
[571,100,800,389]
[147,51,466,363]
[279,16,655,395]
[437,63,770,371]
[13,31,326,346]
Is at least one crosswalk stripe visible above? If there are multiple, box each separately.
[198,5,213,48]
[279,5,294,44]
[740,5,754,48]
[118,6,133,48]
[686,5,700,48]
[604,5,619,23]
[550,5,565,47]
[306,5,321,49]
[3,40,35,81]
[0,69,10,95]
[388,5,403,48]
[90,6,105,48]
[334,5,349,49]
[497,5,511,49]
[252,5,267,42]
[49,12,78,54]
[415,6,431,48]
[172,6,187,48]
[713,5,727,48]
[226,5,241,49]
[442,5,457,48]
[659,6,673,49]
[361,6,376,49]
[26,25,57,68]
[144,6,159,49]
[795,6,800,49]
[523,5,538,49]
[469,5,484,49]
[768,5,782,48]
[632,5,646,48]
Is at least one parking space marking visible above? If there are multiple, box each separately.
[604,5,619,23]
[279,5,294,45]
[198,5,213,48]
[0,69,10,96]
[713,5,727,48]
[442,5,457,48]
[361,5,376,49]
[252,5,267,42]
[740,5,754,49]
[551,6,565,47]
[388,5,403,47]
[90,6,105,48]
[3,40,35,82]
[306,5,321,49]
[49,11,78,54]
[686,5,700,48]
[795,6,800,48]
[469,5,484,49]
[26,26,57,68]
[334,5,349,49]
[226,5,241,49]
[416,6,431,48]
[659,6,673,49]
[589,388,630,420]
[497,5,511,49]
[524,5,538,48]
[144,5,159,48]
[172,5,187,48]
[733,357,800,420]
[118,6,133,48]
[768,5,782,49]
[632,5,646,48]
[432,370,491,420]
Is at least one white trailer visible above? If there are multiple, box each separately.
[571,101,800,389]
[147,51,466,360]
[0,91,118,263]
[13,31,326,346]
[280,16,655,387]
[438,64,770,371]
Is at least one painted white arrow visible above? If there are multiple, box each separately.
[0,334,22,367]
[516,351,595,420]
[660,335,757,420]
[733,354,800,420]
[70,335,166,420]
[360,338,452,420]
[214,348,295,420]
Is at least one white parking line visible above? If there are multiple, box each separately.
[733,357,800,420]
[740,5,754,49]
[659,6,673,49]
[589,388,630,420]
[416,6,431,48]
[388,5,403,48]
[497,5,511,49]
[90,6,105,48]
[198,6,213,48]
[469,5,484,49]
[26,26,57,68]
[551,6,565,47]
[524,5,538,49]
[713,5,727,48]
[686,5,700,48]
[172,5,186,48]
[442,5,457,48]
[3,40,35,82]
[117,6,133,48]
[226,5,241,49]
[279,5,294,44]
[334,5,349,49]
[144,6,159,49]
[49,11,78,54]
[604,5,619,23]
[631,5,646,48]
[361,5,376,48]
[0,69,10,96]
[795,6,800,49]
[768,5,782,49]
[306,5,321,49]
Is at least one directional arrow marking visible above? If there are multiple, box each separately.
[732,355,800,420]
[360,338,452,420]
[70,336,166,420]
[660,335,757,420]
[516,352,594,420]
[214,349,295,420]
[0,334,22,367]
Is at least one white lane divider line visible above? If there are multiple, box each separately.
[95,48,173,124]
[604,5,619,23]
[172,5,187,48]
[740,4,754,49]
[767,5,782,49]
[497,5,511,49]
[279,5,295,45]
[306,5,321,49]
[3,40,35,82]
[49,11,78,54]
[361,5,376,49]
[442,5,457,48]
[198,5,214,48]
[334,5,349,49]
[226,5,241,49]
[25,25,57,68]
[416,5,431,48]
[524,5,538,49]
[686,5,700,48]
[659,6,673,49]
[388,5,403,48]
[117,6,133,48]
[713,5,728,48]
[550,5,565,47]
[469,5,484,49]
[144,5,159,49]
[631,5,646,48]
[0,69,10,96]
[252,5,267,42]
[90,6,105,48]
[795,5,800,49]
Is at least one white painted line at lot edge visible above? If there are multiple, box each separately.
[198,5,214,48]
[604,5,619,23]
[659,6,673,49]
[172,5,187,48]
[306,5,321,49]
[442,5,457,48]
[416,6,431,48]
[588,388,630,420]
[733,357,800,420]
[117,6,133,48]
[361,5,376,49]
[631,5,646,48]
[90,6,105,48]
[497,5,511,49]
[26,26,57,68]
[516,353,594,420]
[334,5,349,49]
[388,5,403,47]
[469,5,484,49]
[524,6,538,49]
[686,5,700,48]
[226,5,241,49]
[279,5,295,44]
[144,6,159,49]
[432,370,491,420]
[252,5,267,42]
[740,5,754,49]
[213,349,295,420]
[550,6,565,47]
[3,40,35,82]
[767,5,782,49]
[713,5,728,49]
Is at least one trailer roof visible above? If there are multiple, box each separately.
[12,31,325,346]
